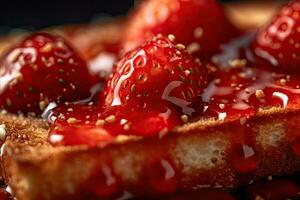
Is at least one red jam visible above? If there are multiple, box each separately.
[229,143,258,174]
[85,159,122,198]
[46,64,300,186]
[144,156,179,195]
[292,142,300,157]
[48,65,300,145]
[39,1,300,197]
[1,0,300,199]
[202,66,300,121]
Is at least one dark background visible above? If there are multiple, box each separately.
[0,0,284,34]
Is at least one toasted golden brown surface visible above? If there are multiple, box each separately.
[1,107,300,199]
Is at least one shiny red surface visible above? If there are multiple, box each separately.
[48,36,207,145]
[0,33,100,115]
[251,0,300,71]
[1,0,300,199]
[122,0,240,59]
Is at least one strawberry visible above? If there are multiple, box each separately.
[48,35,208,146]
[251,0,300,71]
[101,35,207,135]
[122,0,240,59]
[104,35,207,116]
[0,33,99,115]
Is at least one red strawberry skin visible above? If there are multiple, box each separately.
[251,0,300,70]
[101,35,207,136]
[103,35,207,116]
[122,0,240,59]
[0,33,99,115]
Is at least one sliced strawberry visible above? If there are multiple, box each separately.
[48,35,208,146]
[251,0,300,71]
[122,0,240,59]
[0,33,100,115]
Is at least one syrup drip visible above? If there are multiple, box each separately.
[2,7,300,199]
[230,143,258,174]
[47,63,300,178]
[48,65,300,145]
[145,157,178,195]
[291,142,300,157]
[201,65,300,173]
[43,30,300,198]
[85,160,122,198]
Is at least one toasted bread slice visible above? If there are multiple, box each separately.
[2,106,300,200]
[1,2,297,200]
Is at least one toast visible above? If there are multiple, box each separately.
[1,1,300,200]
[2,107,300,199]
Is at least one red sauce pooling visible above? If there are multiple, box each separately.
[85,159,123,198]
[48,65,300,145]
[144,156,179,195]
[44,30,300,199]
[229,143,258,175]
[202,66,300,121]
[47,63,300,180]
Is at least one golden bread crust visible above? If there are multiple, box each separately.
[2,107,300,199]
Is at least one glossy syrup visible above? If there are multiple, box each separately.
[48,66,300,136]
[86,159,123,198]
[47,64,300,184]
[43,33,300,199]
[202,66,300,121]
[144,155,179,195]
